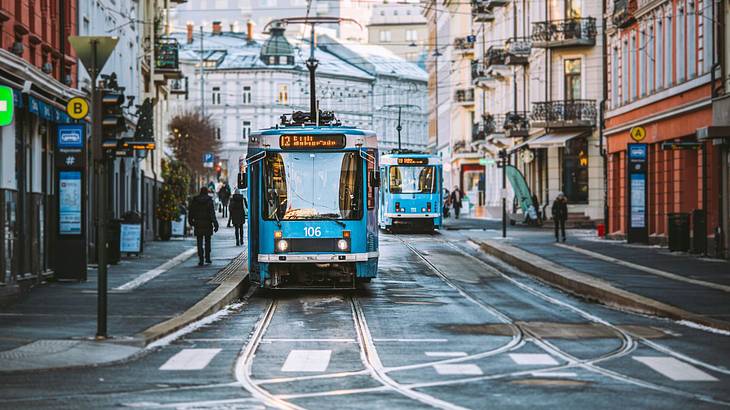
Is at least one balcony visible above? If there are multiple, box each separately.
[471,61,499,89]
[530,100,597,128]
[455,88,475,106]
[613,0,637,28]
[484,0,509,8]
[505,38,531,65]
[454,37,475,56]
[155,37,183,79]
[503,111,530,137]
[472,1,495,22]
[485,46,512,79]
[531,18,597,48]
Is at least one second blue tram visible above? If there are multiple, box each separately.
[243,122,380,289]
[378,153,442,232]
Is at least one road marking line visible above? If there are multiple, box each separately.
[281,350,332,372]
[531,372,578,378]
[556,243,730,293]
[633,356,719,381]
[509,353,559,366]
[115,248,197,290]
[433,364,483,376]
[425,352,468,357]
[263,338,355,343]
[374,338,448,342]
[159,348,221,371]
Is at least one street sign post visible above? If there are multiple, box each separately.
[203,152,214,168]
[627,143,648,243]
[0,85,14,126]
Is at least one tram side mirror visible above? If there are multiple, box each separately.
[370,170,381,188]
[237,173,247,190]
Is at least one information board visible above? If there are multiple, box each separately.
[59,171,82,235]
[627,143,648,243]
[120,223,142,253]
[171,216,185,236]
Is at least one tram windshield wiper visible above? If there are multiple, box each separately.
[317,214,346,228]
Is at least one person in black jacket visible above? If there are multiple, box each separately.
[189,187,219,265]
[229,191,247,246]
[551,192,568,242]
[218,184,231,218]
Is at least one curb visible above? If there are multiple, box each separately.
[476,239,730,332]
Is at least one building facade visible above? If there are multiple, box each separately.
[367,2,428,65]
[605,0,720,252]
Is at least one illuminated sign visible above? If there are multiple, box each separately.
[396,157,429,165]
[279,134,346,150]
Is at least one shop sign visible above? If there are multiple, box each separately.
[0,86,14,126]
[629,126,646,142]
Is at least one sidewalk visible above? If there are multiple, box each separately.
[464,228,730,330]
[0,225,248,372]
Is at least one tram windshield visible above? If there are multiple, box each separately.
[263,152,362,220]
[389,166,436,194]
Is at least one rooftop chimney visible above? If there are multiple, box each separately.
[212,21,222,35]
[246,20,254,43]
[186,23,194,44]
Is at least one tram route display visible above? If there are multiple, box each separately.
[279,134,346,150]
[396,157,429,165]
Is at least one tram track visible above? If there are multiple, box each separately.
[397,235,729,406]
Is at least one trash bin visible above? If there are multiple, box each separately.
[691,209,707,254]
[596,223,606,238]
[108,219,122,265]
[667,213,690,252]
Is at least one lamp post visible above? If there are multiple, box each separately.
[380,103,420,151]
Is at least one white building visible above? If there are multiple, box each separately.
[172,23,428,189]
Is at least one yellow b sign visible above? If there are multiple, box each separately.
[629,126,646,142]
[67,97,89,120]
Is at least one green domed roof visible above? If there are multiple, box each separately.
[260,22,294,64]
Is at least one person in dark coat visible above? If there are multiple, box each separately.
[189,187,219,265]
[450,186,463,219]
[229,191,247,246]
[551,192,568,242]
[218,183,231,218]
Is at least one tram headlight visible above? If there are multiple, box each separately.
[276,239,289,253]
[421,207,426,212]
[337,239,350,251]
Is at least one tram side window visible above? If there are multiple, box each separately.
[264,154,287,220]
[366,150,375,209]
[389,167,403,193]
[339,153,361,215]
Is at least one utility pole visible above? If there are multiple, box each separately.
[500,149,508,238]
[381,104,420,151]
[200,25,205,117]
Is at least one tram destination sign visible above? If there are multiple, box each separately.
[280,134,346,150]
[397,157,429,165]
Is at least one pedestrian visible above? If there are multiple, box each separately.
[551,192,568,242]
[189,187,219,266]
[218,183,231,218]
[450,186,463,219]
[229,190,247,246]
[443,188,451,218]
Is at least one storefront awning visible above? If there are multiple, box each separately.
[527,131,589,149]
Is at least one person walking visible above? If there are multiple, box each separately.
[189,187,219,265]
[229,190,247,246]
[443,188,451,218]
[450,186,463,219]
[551,192,568,242]
[218,183,231,218]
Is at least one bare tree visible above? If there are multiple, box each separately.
[167,111,220,175]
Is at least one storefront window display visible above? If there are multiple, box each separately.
[563,136,589,203]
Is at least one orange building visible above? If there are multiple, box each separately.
[605,0,721,254]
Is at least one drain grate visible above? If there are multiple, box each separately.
[208,252,247,284]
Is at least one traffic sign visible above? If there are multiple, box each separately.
[629,126,646,142]
[67,97,89,120]
[0,86,14,126]
[203,152,214,168]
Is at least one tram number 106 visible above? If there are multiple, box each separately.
[304,227,322,237]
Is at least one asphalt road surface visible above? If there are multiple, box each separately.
[2,231,729,409]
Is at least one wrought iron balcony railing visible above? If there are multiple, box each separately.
[484,0,509,8]
[472,1,495,22]
[613,0,637,28]
[155,37,180,71]
[454,37,475,52]
[505,38,531,65]
[531,18,597,48]
[530,100,597,128]
[471,60,487,81]
[485,46,506,68]
[455,88,475,104]
[503,111,530,137]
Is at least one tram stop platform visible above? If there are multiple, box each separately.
[0,226,248,373]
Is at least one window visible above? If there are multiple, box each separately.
[677,6,685,81]
[242,85,251,104]
[640,30,647,97]
[611,47,619,107]
[687,0,696,79]
[622,40,629,104]
[241,121,251,141]
[562,136,589,204]
[564,58,581,100]
[379,30,392,42]
[648,24,655,93]
[389,166,437,194]
[657,19,664,88]
[406,30,418,42]
[703,0,714,73]
[277,84,288,105]
[212,86,221,105]
[665,14,673,86]
[566,0,582,19]
[630,33,637,101]
[216,127,221,140]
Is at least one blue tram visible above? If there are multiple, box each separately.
[378,152,442,232]
[242,119,380,289]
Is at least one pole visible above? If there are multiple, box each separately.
[396,106,402,150]
[91,40,108,339]
[306,24,318,120]
[200,26,205,117]
[502,150,507,238]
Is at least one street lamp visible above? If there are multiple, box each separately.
[379,103,421,151]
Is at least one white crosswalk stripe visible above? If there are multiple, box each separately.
[159,348,222,371]
[281,350,332,372]
[509,353,559,366]
[633,356,718,381]
[433,364,483,375]
[425,351,468,357]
